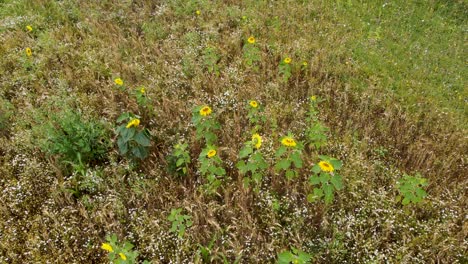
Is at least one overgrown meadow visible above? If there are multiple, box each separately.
[0,0,466,263]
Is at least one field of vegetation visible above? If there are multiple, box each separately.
[0,0,466,263]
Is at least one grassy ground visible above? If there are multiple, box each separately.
[0,0,466,263]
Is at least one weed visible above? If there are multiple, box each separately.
[35,109,110,166]
[396,173,428,205]
[167,208,193,239]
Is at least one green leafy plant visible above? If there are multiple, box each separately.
[246,100,265,131]
[198,146,226,194]
[275,134,303,180]
[36,109,110,166]
[168,208,193,238]
[277,247,312,264]
[308,156,343,204]
[202,46,220,76]
[396,173,428,205]
[236,133,268,192]
[135,86,148,107]
[278,57,293,82]
[113,77,125,91]
[192,105,220,145]
[305,96,328,150]
[243,36,261,68]
[167,142,191,176]
[116,113,151,161]
[101,234,149,264]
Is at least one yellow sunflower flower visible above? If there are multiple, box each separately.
[318,161,334,172]
[119,253,127,260]
[126,118,140,128]
[249,100,258,108]
[196,10,201,15]
[101,243,113,252]
[311,95,317,101]
[26,25,33,32]
[25,48,32,57]
[140,87,145,94]
[284,57,292,64]
[247,36,255,44]
[252,133,262,149]
[207,149,217,158]
[114,78,123,86]
[199,106,212,116]
[302,61,308,66]
[281,137,296,147]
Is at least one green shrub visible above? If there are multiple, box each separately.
[37,109,110,165]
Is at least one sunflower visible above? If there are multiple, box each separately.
[247,36,255,44]
[281,137,296,147]
[140,87,145,94]
[126,118,140,128]
[25,48,32,57]
[101,243,113,252]
[119,253,127,260]
[207,149,217,158]
[196,10,201,15]
[302,61,308,66]
[249,100,258,108]
[252,133,262,149]
[199,106,212,116]
[26,25,33,32]
[318,161,334,172]
[284,57,292,64]
[114,78,123,86]
[311,95,317,101]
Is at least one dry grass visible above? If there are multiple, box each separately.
[0,0,466,263]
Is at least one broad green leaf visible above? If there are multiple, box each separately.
[239,146,252,158]
[275,146,287,157]
[402,197,411,205]
[285,170,295,180]
[311,164,321,174]
[176,158,185,167]
[290,151,303,168]
[323,184,334,204]
[330,175,343,190]
[121,127,135,142]
[117,138,128,155]
[277,251,294,264]
[134,131,151,146]
[309,176,320,185]
[329,159,342,170]
[277,159,291,170]
[116,112,130,123]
